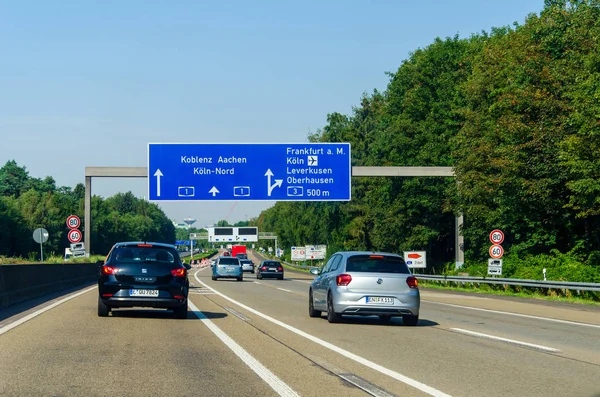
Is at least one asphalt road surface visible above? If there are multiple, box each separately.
[1,252,599,397]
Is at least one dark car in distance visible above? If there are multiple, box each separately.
[98,242,191,319]
[256,260,284,280]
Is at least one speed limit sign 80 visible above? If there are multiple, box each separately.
[489,229,504,244]
[66,215,81,229]
[489,244,504,259]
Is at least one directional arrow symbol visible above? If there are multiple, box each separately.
[209,186,220,197]
[265,169,283,197]
[154,169,163,197]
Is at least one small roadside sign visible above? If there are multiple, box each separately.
[404,251,426,268]
[66,215,81,229]
[489,229,504,245]
[68,229,82,243]
[489,244,504,259]
[487,266,502,276]
[291,246,306,261]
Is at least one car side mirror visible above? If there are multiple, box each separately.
[310,267,320,275]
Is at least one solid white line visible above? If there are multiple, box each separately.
[188,300,299,397]
[0,286,96,336]
[425,301,600,329]
[276,288,293,293]
[194,272,450,397]
[449,328,560,353]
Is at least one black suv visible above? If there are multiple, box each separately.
[98,242,191,319]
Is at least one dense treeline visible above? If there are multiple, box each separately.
[0,160,175,258]
[257,0,600,278]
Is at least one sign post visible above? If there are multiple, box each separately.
[33,228,49,262]
[147,143,351,202]
[488,229,505,277]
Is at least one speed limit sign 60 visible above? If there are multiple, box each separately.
[68,229,82,243]
[489,244,504,259]
[66,215,81,229]
[489,229,504,244]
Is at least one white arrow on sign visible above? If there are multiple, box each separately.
[209,186,220,197]
[154,169,163,197]
[265,169,283,197]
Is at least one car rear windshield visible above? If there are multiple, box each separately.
[112,246,178,265]
[240,260,253,264]
[218,257,240,265]
[345,255,410,274]
[263,261,281,266]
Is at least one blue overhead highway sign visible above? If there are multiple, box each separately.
[148,143,351,201]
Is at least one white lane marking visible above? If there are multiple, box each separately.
[0,286,96,336]
[277,288,293,293]
[194,272,450,397]
[291,279,312,284]
[449,328,560,353]
[426,301,600,329]
[188,301,299,397]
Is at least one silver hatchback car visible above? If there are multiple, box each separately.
[308,251,420,325]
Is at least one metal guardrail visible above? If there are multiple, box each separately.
[415,274,600,292]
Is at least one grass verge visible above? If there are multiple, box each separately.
[420,281,600,306]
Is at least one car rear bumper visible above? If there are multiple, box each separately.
[259,272,283,278]
[331,290,420,316]
[101,296,187,309]
[214,271,242,277]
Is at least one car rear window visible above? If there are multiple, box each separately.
[113,246,178,265]
[263,261,281,266]
[345,255,410,274]
[219,257,240,265]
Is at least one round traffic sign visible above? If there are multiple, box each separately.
[33,228,49,244]
[66,215,81,229]
[489,229,504,244]
[489,244,504,259]
[68,229,82,243]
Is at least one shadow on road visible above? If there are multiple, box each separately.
[109,308,228,320]
[312,315,438,327]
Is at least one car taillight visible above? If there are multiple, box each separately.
[407,276,418,289]
[171,268,186,277]
[102,265,117,275]
[261,266,267,271]
[277,267,283,271]
[336,274,352,286]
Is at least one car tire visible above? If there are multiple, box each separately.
[379,315,392,324]
[308,290,321,318]
[237,276,243,282]
[174,303,188,319]
[403,314,419,326]
[257,274,262,280]
[251,271,255,274]
[326,293,341,323]
[211,275,216,280]
[97,296,110,317]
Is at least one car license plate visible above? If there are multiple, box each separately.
[366,296,394,304]
[269,267,276,271]
[227,266,235,270]
[129,289,159,297]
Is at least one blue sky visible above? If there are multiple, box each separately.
[0,0,545,227]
